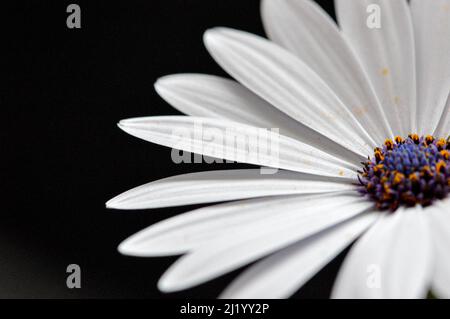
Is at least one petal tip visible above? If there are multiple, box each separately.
[117,119,138,133]
[154,75,171,89]
[105,196,124,210]
[118,236,158,256]
[117,239,134,256]
[105,198,115,209]
[117,120,127,129]
[157,273,180,293]
[203,27,232,45]
[203,28,217,46]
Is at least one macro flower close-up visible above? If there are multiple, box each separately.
[107,0,450,299]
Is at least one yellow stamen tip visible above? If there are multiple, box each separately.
[409,173,419,182]
[436,161,447,173]
[393,172,405,185]
[394,136,404,144]
[408,133,420,143]
[437,138,446,150]
[384,139,394,150]
[425,135,435,145]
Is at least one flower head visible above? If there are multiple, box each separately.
[108,0,450,299]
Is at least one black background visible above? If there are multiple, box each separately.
[3,0,345,298]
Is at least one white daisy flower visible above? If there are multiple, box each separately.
[107,0,450,298]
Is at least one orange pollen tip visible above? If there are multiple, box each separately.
[375,151,384,162]
[421,165,432,176]
[394,136,404,144]
[437,138,446,150]
[441,150,450,160]
[393,172,405,185]
[408,133,420,143]
[373,164,384,172]
[436,161,447,173]
[409,173,419,182]
[425,135,435,145]
[384,139,394,150]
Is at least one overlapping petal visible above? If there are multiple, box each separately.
[335,0,416,136]
[107,169,355,210]
[429,199,450,298]
[204,27,376,157]
[220,212,378,299]
[411,0,450,134]
[262,0,393,143]
[118,193,355,257]
[118,116,358,178]
[331,207,433,298]
[155,74,364,163]
[157,194,372,292]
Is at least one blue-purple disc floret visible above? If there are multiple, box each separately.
[358,134,450,211]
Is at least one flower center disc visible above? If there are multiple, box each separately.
[359,134,450,211]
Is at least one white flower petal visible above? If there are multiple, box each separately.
[157,194,373,292]
[411,0,450,135]
[155,74,364,164]
[261,0,392,144]
[433,91,450,138]
[335,0,416,136]
[106,169,355,210]
[118,116,358,179]
[429,199,450,298]
[219,211,378,299]
[331,207,433,299]
[204,27,376,157]
[118,192,356,257]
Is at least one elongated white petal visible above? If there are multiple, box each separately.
[118,116,358,179]
[155,74,364,164]
[220,212,378,299]
[155,74,290,130]
[106,169,355,210]
[411,0,450,135]
[157,194,373,292]
[429,199,450,298]
[433,92,450,138]
[331,207,433,299]
[204,27,376,157]
[118,192,357,256]
[262,0,392,144]
[335,0,416,136]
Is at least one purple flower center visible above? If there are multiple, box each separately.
[359,134,450,211]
